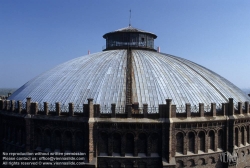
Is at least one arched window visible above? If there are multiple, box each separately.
[125,133,134,154]
[218,129,223,149]
[247,126,250,144]
[241,127,245,145]
[2,124,6,140]
[113,133,121,154]
[4,124,9,141]
[187,159,195,167]
[208,131,215,150]
[7,127,11,141]
[151,133,160,153]
[75,132,84,152]
[21,128,25,145]
[99,132,108,154]
[12,127,16,144]
[64,131,72,152]
[198,131,205,152]
[17,128,22,145]
[44,129,51,149]
[10,126,15,142]
[138,133,147,154]
[14,127,19,144]
[36,128,42,147]
[54,130,61,151]
[188,132,195,153]
[198,158,205,166]
[235,128,239,147]
[176,132,184,154]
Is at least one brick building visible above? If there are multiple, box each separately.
[1,26,250,168]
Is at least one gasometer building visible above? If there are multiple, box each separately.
[1,25,250,168]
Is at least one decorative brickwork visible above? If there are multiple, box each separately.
[1,98,250,167]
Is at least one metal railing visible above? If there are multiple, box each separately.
[176,105,185,113]
[147,106,158,114]
[60,104,68,113]
[38,103,44,112]
[74,104,83,113]
[102,44,156,51]
[204,105,211,113]
[49,103,56,112]
[100,105,111,114]
[216,104,222,113]
[115,106,125,114]
[191,105,199,113]
[22,102,26,111]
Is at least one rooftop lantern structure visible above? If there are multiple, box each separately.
[103,25,157,51]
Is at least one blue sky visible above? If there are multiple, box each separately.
[0,0,250,89]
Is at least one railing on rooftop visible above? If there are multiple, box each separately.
[0,98,249,119]
[102,44,157,51]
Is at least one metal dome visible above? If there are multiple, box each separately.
[8,49,250,107]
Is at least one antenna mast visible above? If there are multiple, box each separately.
[129,9,131,26]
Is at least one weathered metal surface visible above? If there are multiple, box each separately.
[132,50,250,107]
[8,49,250,109]
[9,50,127,107]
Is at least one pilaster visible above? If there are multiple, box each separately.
[238,102,242,114]
[24,115,32,152]
[69,103,74,116]
[88,98,96,165]
[183,135,187,155]
[11,100,15,112]
[17,101,22,114]
[6,100,10,111]
[199,103,204,117]
[186,103,191,118]
[245,101,249,114]
[0,99,4,110]
[229,98,234,115]
[244,128,247,146]
[44,102,48,115]
[143,104,148,118]
[166,99,172,118]
[26,97,31,114]
[214,132,218,152]
[31,102,38,115]
[126,104,132,118]
[205,134,208,153]
[211,103,216,116]
[56,102,60,116]
[194,135,198,154]
[88,98,94,118]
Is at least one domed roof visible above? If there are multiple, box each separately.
[8,49,250,107]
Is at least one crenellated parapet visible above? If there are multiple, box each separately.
[0,97,94,117]
[0,98,249,119]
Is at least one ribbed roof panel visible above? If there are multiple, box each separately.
[8,50,250,107]
[132,50,249,106]
[9,50,127,106]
